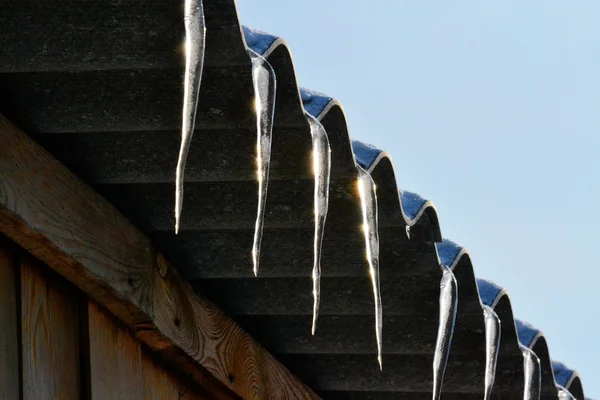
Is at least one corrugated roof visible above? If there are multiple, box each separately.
[0,1,590,398]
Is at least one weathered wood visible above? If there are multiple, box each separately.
[0,115,318,399]
[91,301,216,399]
[142,352,184,400]
[142,351,212,400]
[88,302,143,400]
[0,236,19,400]
[20,253,80,400]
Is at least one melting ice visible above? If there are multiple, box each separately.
[175,0,206,233]
[305,114,331,335]
[248,50,276,276]
[432,266,458,400]
[557,385,576,400]
[483,305,501,400]
[521,345,541,400]
[357,166,383,369]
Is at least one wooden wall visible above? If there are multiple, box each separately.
[0,236,213,400]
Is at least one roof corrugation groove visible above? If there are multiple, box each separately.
[0,1,589,398]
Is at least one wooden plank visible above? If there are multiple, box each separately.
[142,352,181,400]
[142,351,214,400]
[20,253,80,400]
[0,114,318,399]
[90,300,215,400]
[88,302,142,400]
[0,236,20,400]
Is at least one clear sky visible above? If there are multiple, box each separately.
[236,1,599,395]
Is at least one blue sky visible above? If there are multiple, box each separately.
[237,1,599,394]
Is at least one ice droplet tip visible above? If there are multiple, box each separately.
[252,251,259,277]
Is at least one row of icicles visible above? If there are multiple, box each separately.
[176,0,383,367]
[174,1,570,399]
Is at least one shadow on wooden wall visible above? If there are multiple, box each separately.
[0,235,217,400]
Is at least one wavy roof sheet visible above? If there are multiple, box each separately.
[0,0,590,398]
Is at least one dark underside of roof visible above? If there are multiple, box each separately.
[0,1,590,399]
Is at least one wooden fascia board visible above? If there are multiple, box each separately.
[0,115,319,400]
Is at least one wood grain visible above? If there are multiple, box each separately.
[20,253,80,400]
[0,115,318,399]
[91,300,216,400]
[0,236,19,400]
[88,302,143,400]
[142,352,182,400]
[142,350,214,400]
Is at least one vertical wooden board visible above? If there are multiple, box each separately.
[88,301,142,399]
[142,352,179,400]
[0,237,19,400]
[20,253,81,400]
[142,351,213,400]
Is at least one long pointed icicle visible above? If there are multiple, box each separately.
[483,305,501,400]
[305,113,331,335]
[248,49,276,277]
[521,345,541,400]
[176,0,206,234]
[432,266,458,400]
[357,166,383,370]
[557,385,576,400]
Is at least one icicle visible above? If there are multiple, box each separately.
[557,385,576,400]
[175,0,206,234]
[357,166,383,369]
[248,49,276,277]
[483,305,501,400]
[521,345,541,400]
[405,224,411,239]
[432,266,458,400]
[305,113,331,335]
